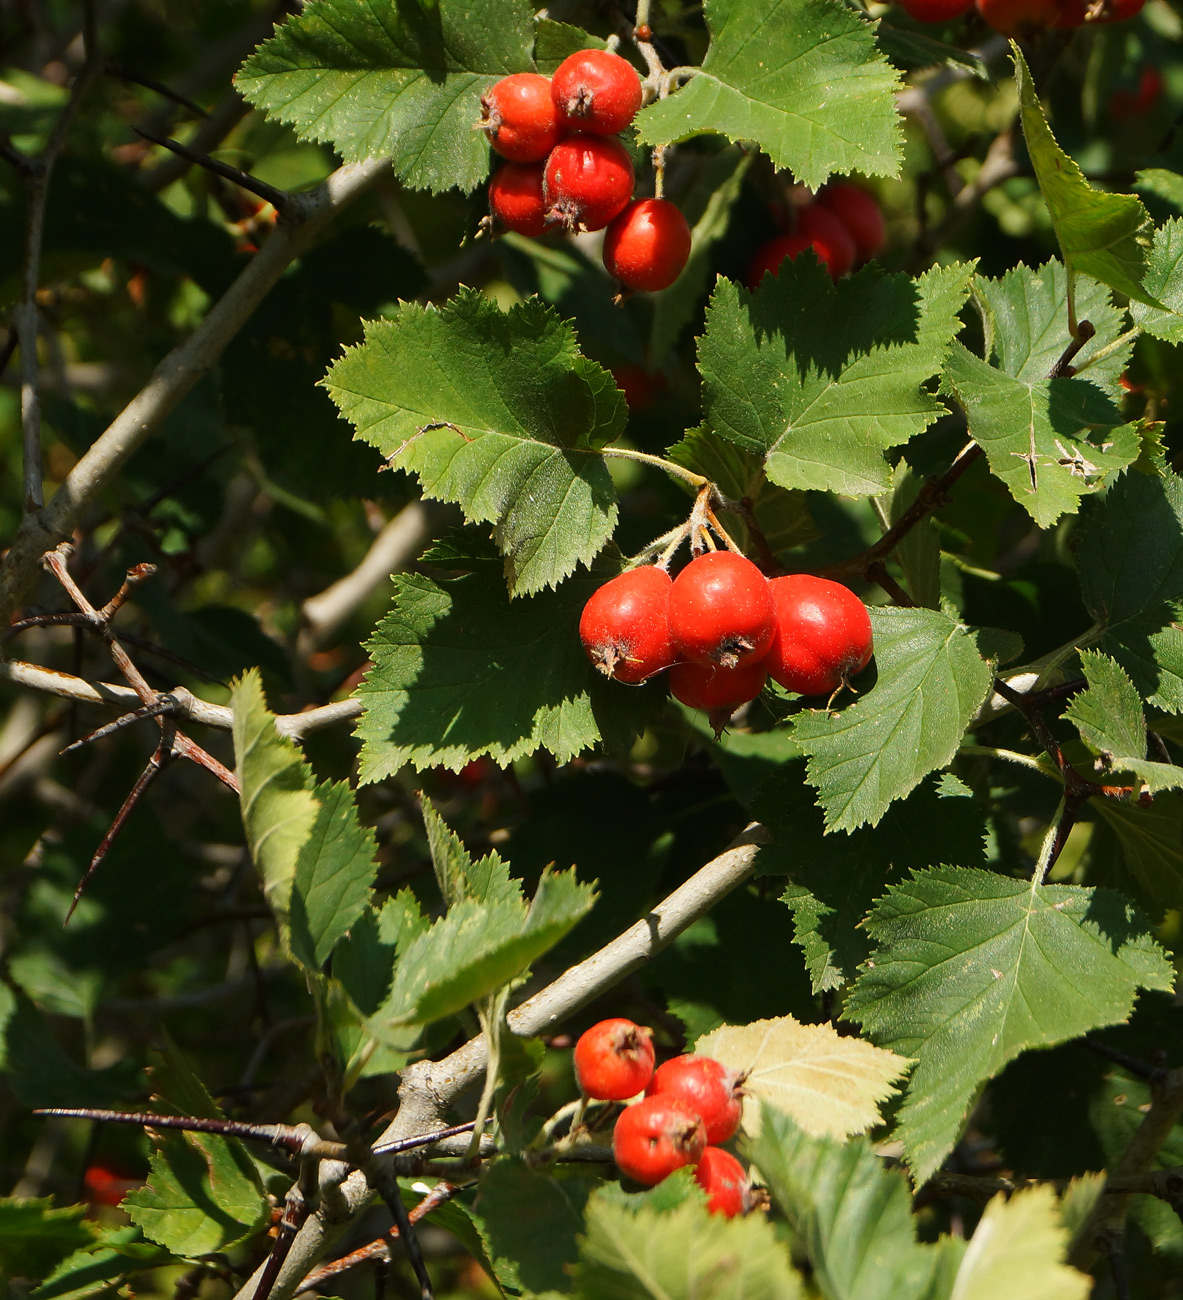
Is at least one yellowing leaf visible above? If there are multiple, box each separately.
[696,1015,909,1139]
[951,1186,1091,1300]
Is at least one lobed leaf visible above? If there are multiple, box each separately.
[1130,217,1183,343]
[847,865,1174,1183]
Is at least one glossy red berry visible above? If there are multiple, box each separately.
[668,551,775,669]
[795,204,856,279]
[603,198,692,292]
[668,659,767,715]
[975,0,1060,35]
[544,134,635,232]
[579,566,675,684]
[477,73,563,163]
[612,1095,707,1186]
[896,0,973,19]
[764,574,873,696]
[694,1147,749,1218]
[646,1054,744,1145]
[488,162,547,236]
[574,1018,656,1100]
[817,183,886,263]
[552,49,643,135]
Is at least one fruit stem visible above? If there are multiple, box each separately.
[703,504,743,554]
[603,446,709,489]
[1071,326,1141,374]
[959,743,1059,780]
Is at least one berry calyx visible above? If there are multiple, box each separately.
[579,566,675,684]
[603,198,693,292]
[551,49,643,136]
[612,1095,707,1186]
[544,134,635,232]
[817,182,886,263]
[488,162,548,237]
[896,0,974,19]
[795,204,856,279]
[646,1054,745,1145]
[668,551,775,669]
[764,574,873,696]
[477,73,563,163]
[694,1147,750,1218]
[574,1018,656,1100]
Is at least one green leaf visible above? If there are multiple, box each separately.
[30,1226,171,1300]
[354,564,664,779]
[633,0,902,190]
[1095,602,1183,715]
[235,0,535,192]
[572,1185,806,1300]
[1136,168,1183,210]
[881,462,941,610]
[0,1199,96,1283]
[942,341,1140,528]
[847,865,1174,1183]
[475,1159,590,1294]
[973,262,1132,401]
[1013,45,1158,309]
[1130,217,1183,343]
[745,1105,953,1300]
[421,794,517,908]
[791,606,993,831]
[697,261,972,497]
[324,290,623,595]
[950,1187,1091,1300]
[1091,793,1183,914]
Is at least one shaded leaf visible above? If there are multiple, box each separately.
[1091,793,1183,914]
[0,1200,96,1284]
[1131,217,1183,343]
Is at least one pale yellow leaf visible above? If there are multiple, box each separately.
[951,1186,1092,1300]
[696,1015,910,1139]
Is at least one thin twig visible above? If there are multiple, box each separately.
[105,64,210,119]
[133,126,293,215]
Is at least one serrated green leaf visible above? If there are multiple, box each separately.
[324,290,622,595]
[791,606,992,831]
[1091,793,1183,914]
[942,341,1140,528]
[950,1187,1090,1300]
[847,865,1174,1183]
[372,865,595,1034]
[0,1199,96,1283]
[1130,217,1183,342]
[421,794,516,908]
[235,0,535,192]
[634,0,902,189]
[1064,650,1147,765]
[1136,168,1183,210]
[745,1105,953,1300]
[881,462,941,609]
[876,23,987,75]
[573,1185,805,1300]
[30,1226,171,1300]
[533,19,604,71]
[1097,602,1183,715]
[354,566,664,779]
[1013,45,1158,310]
[697,261,972,497]
[973,262,1132,400]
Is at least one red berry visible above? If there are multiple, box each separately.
[477,73,563,163]
[975,0,1060,35]
[764,574,873,696]
[579,566,675,684]
[694,1147,750,1218]
[552,49,643,135]
[817,183,886,263]
[745,229,851,288]
[897,0,974,18]
[544,134,635,232]
[574,1018,656,1100]
[612,1095,707,1186]
[668,551,774,669]
[603,198,692,292]
[668,659,767,715]
[646,1055,744,1145]
[611,364,665,410]
[795,204,856,279]
[488,162,547,236]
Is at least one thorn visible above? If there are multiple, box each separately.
[60,694,178,754]
[132,127,293,216]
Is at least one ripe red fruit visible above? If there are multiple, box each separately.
[897,0,974,19]
[552,49,643,135]
[612,1095,707,1186]
[603,198,692,292]
[795,204,856,279]
[668,551,775,669]
[573,1018,656,1100]
[544,134,635,232]
[646,1054,744,1145]
[477,73,563,163]
[694,1147,749,1218]
[817,182,886,263]
[579,566,675,684]
[488,162,547,236]
[764,574,873,696]
[975,0,1060,35]
[668,658,767,715]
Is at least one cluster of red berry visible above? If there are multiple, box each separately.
[897,0,1144,34]
[477,52,692,292]
[579,550,874,726]
[746,183,886,289]
[573,1018,751,1217]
